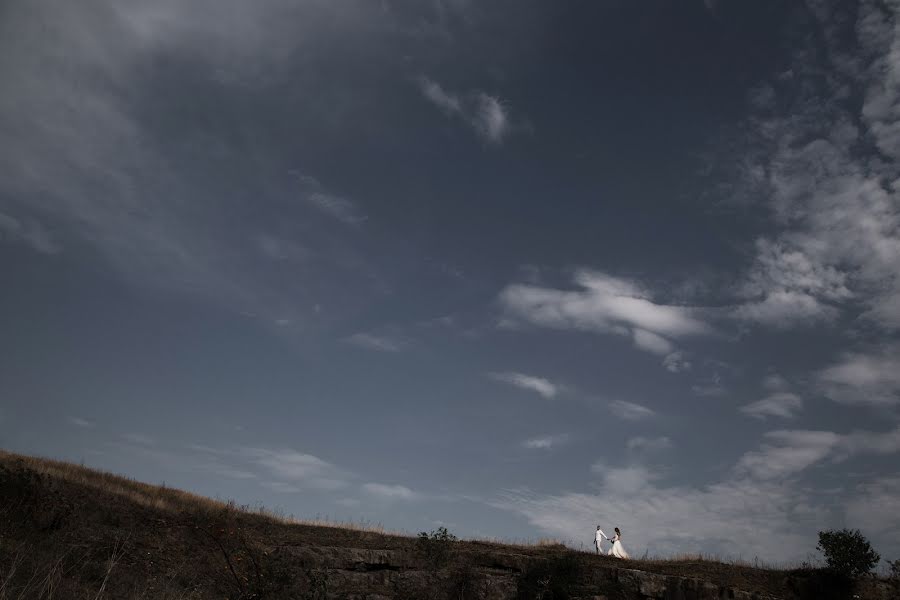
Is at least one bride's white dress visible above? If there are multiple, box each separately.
[607,534,629,559]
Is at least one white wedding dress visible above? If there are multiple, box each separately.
[608,534,629,559]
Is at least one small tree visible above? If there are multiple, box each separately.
[816,529,880,578]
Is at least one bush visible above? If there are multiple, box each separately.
[416,526,458,568]
[889,558,900,581]
[816,529,880,579]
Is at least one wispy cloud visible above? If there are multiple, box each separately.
[243,447,349,491]
[499,270,713,369]
[522,434,570,450]
[607,399,655,421]
[489,372,559,398]
[817,345,900,407]
[740,392,803,420]
[418,77,513,144]
[68,417,94,428]
[736,426,900,480]
[626,436,672,452]
[362,482,418,500]
[344,332,406,352]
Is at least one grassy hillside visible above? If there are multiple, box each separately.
[0,450,895,599]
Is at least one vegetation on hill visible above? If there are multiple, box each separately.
[1,450,897,599]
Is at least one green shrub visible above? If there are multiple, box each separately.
[816,529,880,579]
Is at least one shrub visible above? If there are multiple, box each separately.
[889,558,900,581]
[416,526,458,568]
[816,529,880,579]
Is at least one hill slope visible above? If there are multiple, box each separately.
[0,450,895,599]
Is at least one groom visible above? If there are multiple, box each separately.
[594,525,607,554]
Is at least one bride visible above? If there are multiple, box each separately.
[608,527,629,559]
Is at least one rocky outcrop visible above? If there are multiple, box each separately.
[269,543,784,599]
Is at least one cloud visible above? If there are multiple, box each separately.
[0,0,394,327]
[817,346,900,406]
[419,77,462,114]
[344,332,405,352]
[0,212,59,254]
[662,351,691,373]
[522,434,570,450]
[362,482,417,500]
[626,436,673,452]
[740,392,803,419]
[495,424,900,561]
[494,474,814,562]
[632,329,674,355]
[489,372,559,398]
[735,430,840,480]
[607,399,655,421]
[726,4,900,332]
[68,417,94,428]
[418,77,513,143]
[735,426,900,480]
[761,374,789,392]
[499,270,713,359]
[306,192,367,227]
[243,448,349,491]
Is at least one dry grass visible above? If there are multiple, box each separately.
[0,450,571,547]
[0,450,401,536]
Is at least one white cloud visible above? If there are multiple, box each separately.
[419,77,462,114]
[740,392,803,419]
[607,399,655,421]
[495,424,900,562]
[362,482,417,500]
[418,77,513,143]
[732,290,837,328]
[839,425,900,458]
[344,332,405,352]
[306,191,367,227]
[68,417,94,428]
[499,270,713,360]
[244,448,349,491]
[494,474,814,562]
[662,351,691,373]
[735,430,840,480]
[590,462,659,494]
[735,426,900,479]
[817,346,900,406]
[522,434,570,450]
[626,436,673,452]
[728,4,900,332]
[632,329,673,355]
[761,373,789,392]
[489,372,559,398]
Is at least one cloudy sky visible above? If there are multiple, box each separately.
[2,0,900,564]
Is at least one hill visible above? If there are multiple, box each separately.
[0,450,895,599]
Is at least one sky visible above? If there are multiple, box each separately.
[2,0,900,566]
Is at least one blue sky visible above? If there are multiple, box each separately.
[2,0,900,564]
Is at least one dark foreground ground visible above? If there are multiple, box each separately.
[1,450,896,599]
